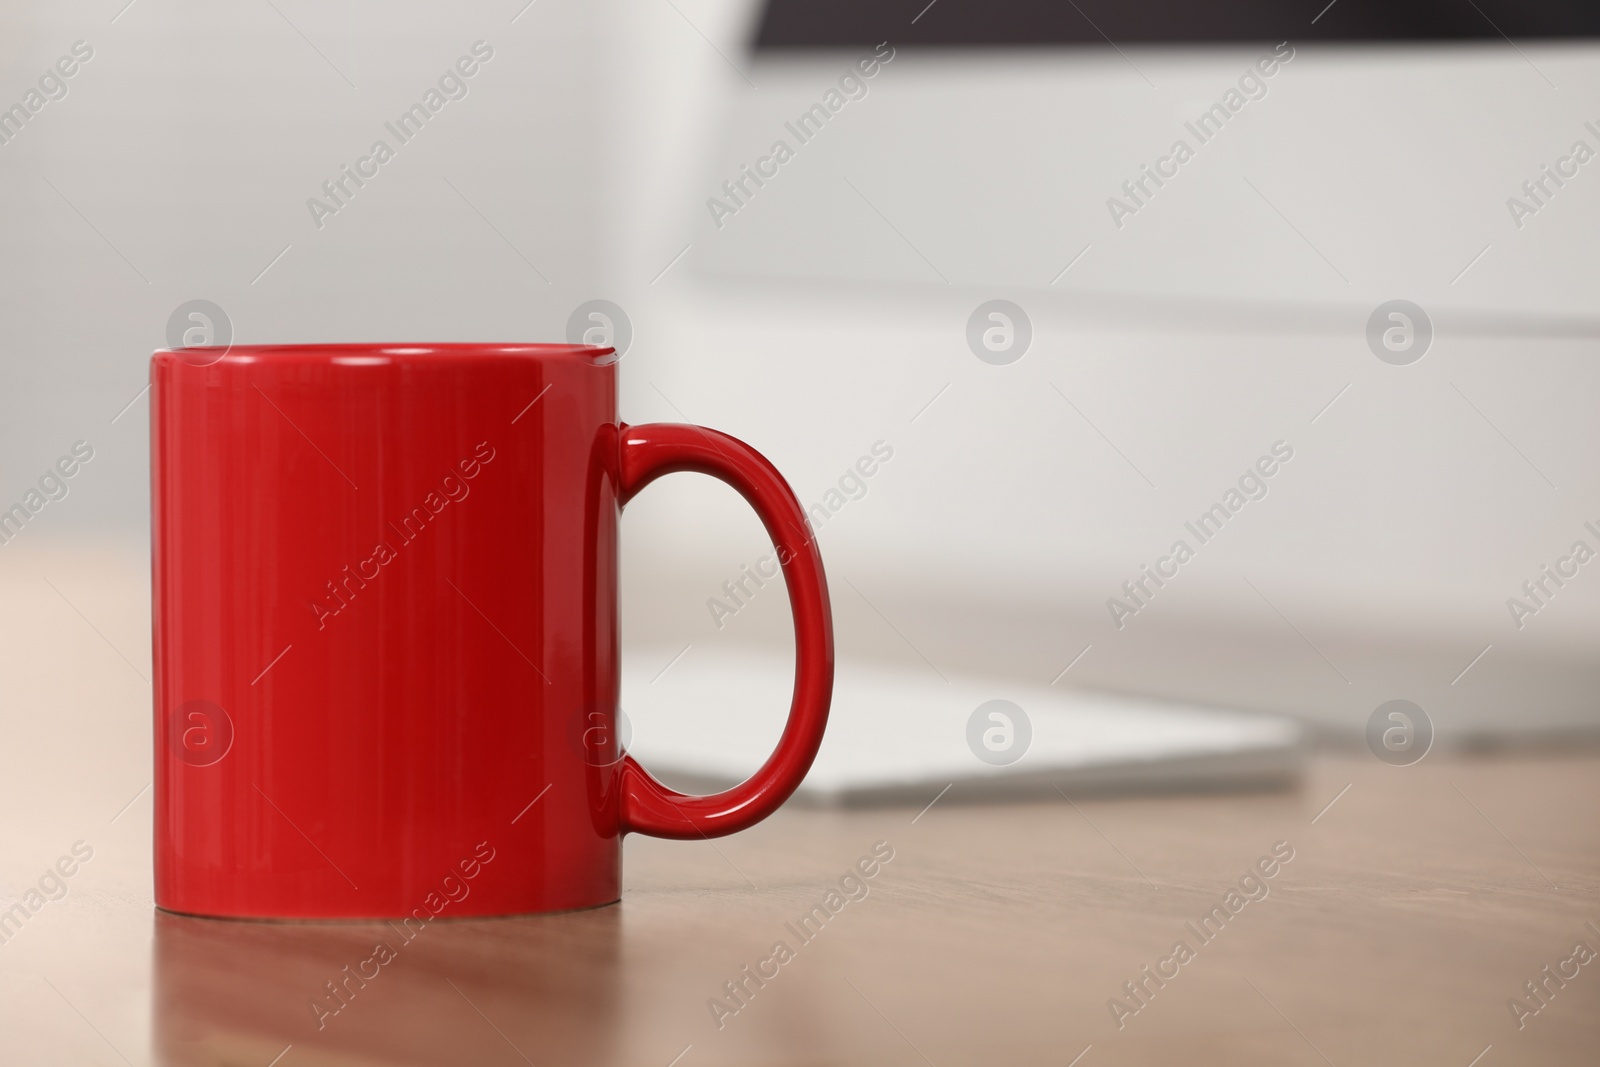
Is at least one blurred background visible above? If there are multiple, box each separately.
[2,0,1595,767]
[3,3,1600,1063]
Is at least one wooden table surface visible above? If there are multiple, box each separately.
[3,748,1596,1066]
[1,548,1597,1065]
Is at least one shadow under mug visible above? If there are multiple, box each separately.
[151,343,832,919]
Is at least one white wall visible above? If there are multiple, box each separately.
[0,0,617,532]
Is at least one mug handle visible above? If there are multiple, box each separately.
[616,422,834,838]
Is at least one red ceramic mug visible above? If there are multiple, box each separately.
[150,343,832,919]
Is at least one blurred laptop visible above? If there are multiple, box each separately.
[610,1,1600,799]
[628,650,1301,806]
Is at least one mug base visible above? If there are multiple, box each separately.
[152,897,622,923]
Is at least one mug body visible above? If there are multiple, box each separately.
[151,344,623,919]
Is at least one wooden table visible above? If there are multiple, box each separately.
[1,544,1595,1064]
[6,743,1597,1066]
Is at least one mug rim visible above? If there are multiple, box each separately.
[151,342,616,365]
